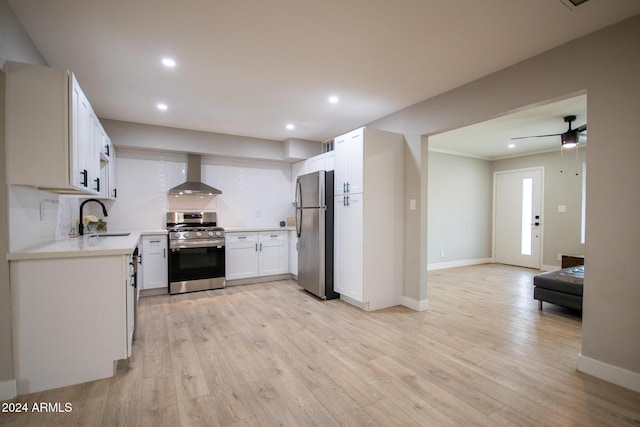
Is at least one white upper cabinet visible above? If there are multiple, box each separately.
[306,152,326,173]
[5,62,112,195]
[98,126,117,199]
[334,127,364,196]
[325,150,336,171]
[291,159,307,203]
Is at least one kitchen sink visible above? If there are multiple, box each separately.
[89,232,131,237]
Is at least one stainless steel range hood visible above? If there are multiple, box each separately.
[168,154,222,196]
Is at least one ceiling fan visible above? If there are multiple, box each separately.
[511,115,587,148]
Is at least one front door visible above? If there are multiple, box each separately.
[494,167,543,269]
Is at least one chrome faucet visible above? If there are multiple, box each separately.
[79,199,108,236]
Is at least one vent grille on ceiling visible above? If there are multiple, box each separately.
[558,0,591,9]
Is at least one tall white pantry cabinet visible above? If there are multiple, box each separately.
[333,127,404,311]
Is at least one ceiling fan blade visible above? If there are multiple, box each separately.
[574,124,587,133]
[510,133,563,140]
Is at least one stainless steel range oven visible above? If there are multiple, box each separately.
[167,211,225,295]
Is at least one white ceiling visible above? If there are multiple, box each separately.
[7,1,640,145]
[429,94,587,160]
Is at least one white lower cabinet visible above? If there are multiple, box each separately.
[226,231,289,280]
[226,232,259,280]
[258,231,289,276]
[10,251,135,394]
[141,234,168,290]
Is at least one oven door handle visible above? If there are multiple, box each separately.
[170,240,225,249]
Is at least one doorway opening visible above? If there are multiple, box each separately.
[426,93,587,273]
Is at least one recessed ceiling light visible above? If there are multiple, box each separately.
[508,143,516,148]
[157,103,168,111]
[286,123,295,130]
[162,58,176,67]
[329,96,339,104]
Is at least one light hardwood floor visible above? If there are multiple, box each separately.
[2,264,639,426]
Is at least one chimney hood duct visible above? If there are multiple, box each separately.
[168,154,222,196]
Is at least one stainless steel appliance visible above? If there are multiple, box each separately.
[168,154,222,196]
[295,170,338,299]
[167,211,225,294]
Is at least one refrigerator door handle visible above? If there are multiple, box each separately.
[295,179,303,238]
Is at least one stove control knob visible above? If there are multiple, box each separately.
[196,232,202,237]
[174,232,181,238]
[183,232,190,238]
[208,231,214,237]
[215,231,222,237]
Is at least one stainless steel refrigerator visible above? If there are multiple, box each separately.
[295,170,338,299]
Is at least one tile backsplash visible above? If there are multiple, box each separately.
[8,150,295,251]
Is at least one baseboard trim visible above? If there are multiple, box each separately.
[339,295,370,311]
[0,379,17,400]
[541,264,561,272]
[427,258,492,271]
[401,296,429,311]
[139,288,168,297]
[577,354,640,393]
[226,274,293,287]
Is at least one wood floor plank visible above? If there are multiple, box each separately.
[3,264,640,426]
[165,322,210,403]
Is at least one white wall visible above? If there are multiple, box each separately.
[369,15,640,389]
[427,151,492,267]
[426,148,586,271]
[102,119,291,162]
[0,0,47,391]
[105,148,293,231]
[493,149,586,268]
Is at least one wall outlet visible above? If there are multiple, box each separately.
[557,253,562,261]
[440,249,445,258]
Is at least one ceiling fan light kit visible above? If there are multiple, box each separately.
[511,114,586,151]
[561,131,579,148]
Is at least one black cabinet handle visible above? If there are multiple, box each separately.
[81,169,88,187]
[94,177,100,192]
[105,144,110,156]
[112,188,117,198]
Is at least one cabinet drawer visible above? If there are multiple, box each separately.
[142,236,166,250]
[226,232,258,245]
[259,231,288,242]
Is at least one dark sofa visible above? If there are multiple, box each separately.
[533,265,584,311]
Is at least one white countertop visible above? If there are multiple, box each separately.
[225,226,295,233]
[7,229,167,261]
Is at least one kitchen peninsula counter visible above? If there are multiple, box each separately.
[7,230,166,261]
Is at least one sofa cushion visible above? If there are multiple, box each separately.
[533,265,584,296]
